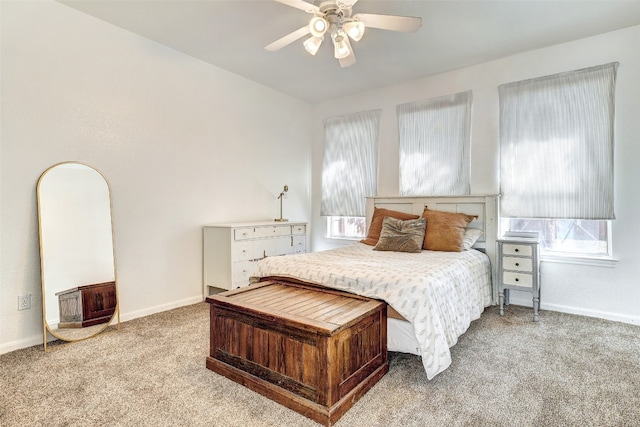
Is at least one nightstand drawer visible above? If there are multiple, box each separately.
[502,243,532,256]
[502,256,532,272]
[503,271,533,288]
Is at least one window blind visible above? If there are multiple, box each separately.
[499,62,618,219]
[397,90,472,196]
[320,110,381,217]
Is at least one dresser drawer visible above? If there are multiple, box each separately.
[232,241,253,261]
[292,224,306,235]
[502,256,532,272]
[254,225,291,238]
[502,243,533,257]
[232,261,255,287]
[292,235,306,254]
[503,271,533,288]
[255,235,293,258]
[234,227,255,241]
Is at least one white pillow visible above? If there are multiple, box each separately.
[462,228,483,250]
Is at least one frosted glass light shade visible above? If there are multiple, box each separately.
[332,31,351,59]
[344,21,365,41]
[303,36,323,55]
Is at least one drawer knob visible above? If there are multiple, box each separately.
[515,263,520,266]
[515,248,519,252]
[515,278,520,282]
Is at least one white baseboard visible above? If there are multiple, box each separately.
[505,296,640,325]
[118,295,204,323]
[0,294,204,355]
[0,335,45,355]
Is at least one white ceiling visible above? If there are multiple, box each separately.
[58,0,640,103]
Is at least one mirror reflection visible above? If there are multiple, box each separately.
[37,162,119,349]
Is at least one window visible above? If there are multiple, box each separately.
[397,90,472,196]
[326,216,367,240]
[499,63,617,258]
[321,110,381,239]
[501,218,610,257]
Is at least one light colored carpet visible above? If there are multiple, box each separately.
[1,303,639,426]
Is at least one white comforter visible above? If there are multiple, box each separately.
[253,243,492,379]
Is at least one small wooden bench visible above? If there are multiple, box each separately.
[206,280,388,426]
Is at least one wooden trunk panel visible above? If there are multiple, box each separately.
[206,280,388,426]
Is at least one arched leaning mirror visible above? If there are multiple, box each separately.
[37,162,119,350]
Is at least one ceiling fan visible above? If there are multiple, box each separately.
[265,0,422,68]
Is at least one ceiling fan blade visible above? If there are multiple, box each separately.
[354,13,422,32]
[337,0,359,8]
[273,0,320,13]
[339,38,356,68]
[265,26,311,51]
[339,51,356,68]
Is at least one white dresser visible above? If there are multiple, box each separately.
[203,221,307,296]
[497,235,541,321]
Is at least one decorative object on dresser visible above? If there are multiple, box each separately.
[498,232,541,321]
[37,162,120,351]
[202,220,307,295]
[206,280,388,427]
[275,184,289,222]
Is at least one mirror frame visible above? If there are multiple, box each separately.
[37,161,120,350]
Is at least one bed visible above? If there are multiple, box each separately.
[253,195,499,380]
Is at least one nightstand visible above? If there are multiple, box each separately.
[498,236,541,321]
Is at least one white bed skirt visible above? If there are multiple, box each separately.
[387,318,421,356]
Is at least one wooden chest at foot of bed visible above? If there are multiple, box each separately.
[205,280,388,427]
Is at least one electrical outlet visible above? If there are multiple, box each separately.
[18,294,31,311]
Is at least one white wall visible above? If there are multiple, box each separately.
[1,1,312,353]
[311,25,640,325]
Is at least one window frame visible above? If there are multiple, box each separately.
[500,217,616,266]
[325,216,367,241]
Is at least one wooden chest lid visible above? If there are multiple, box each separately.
[206,280,385,336]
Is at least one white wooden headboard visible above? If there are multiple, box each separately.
[366,195,499,304]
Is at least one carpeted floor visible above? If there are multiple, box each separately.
[1,303,639,427]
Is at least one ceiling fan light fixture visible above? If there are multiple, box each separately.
[303,36,323,55]
[332,31,351,59]
[336,0,358,8]
[309,16,328,37]
[344,21,365,41]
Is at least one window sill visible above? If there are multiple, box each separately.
[540,254,618,268]
[325,236,363,242]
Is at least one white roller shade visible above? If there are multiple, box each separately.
[499,62,617,219]
[320,110,381,217]
[397,90,472,196]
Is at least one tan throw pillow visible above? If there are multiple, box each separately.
[421,208,477,252]
[361,207,420,246]
[374,217,427,253]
